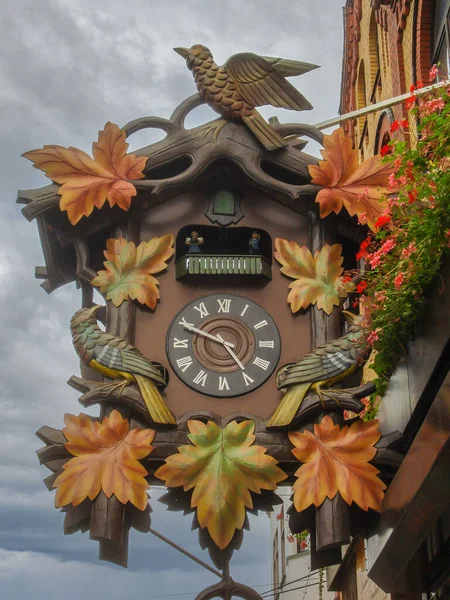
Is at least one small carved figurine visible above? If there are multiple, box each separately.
[248,231,261,255]
[185,231,204,254]
[71,305,176,424]
[174,45,318,151]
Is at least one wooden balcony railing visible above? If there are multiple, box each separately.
[175,254,272,279]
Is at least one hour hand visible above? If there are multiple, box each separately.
[183,324,235,348]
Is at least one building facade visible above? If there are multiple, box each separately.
[270,487,334,600]
[332,1,450,599]
[340,0,449,159]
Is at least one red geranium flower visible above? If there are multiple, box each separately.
[407,190,417,203]
[405,96,416,110]
[374,214,391,228]
[356,238,371,261]
[356,280,368,294]
[394,272,404,290]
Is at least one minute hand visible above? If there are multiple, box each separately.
[183,325,235,348]
[216,334,246,371]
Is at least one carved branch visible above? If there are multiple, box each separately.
[67,375,154,425]
[122,116,177,137]
[17,184,60,221]
[268,119,325,145]
[18,95,327,226]
[267,383,374,431]
[170,93,205,127]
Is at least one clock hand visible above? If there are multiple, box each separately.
[183,325,235,348]
[216,334,246,371]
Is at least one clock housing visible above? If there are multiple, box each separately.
[135,166,313,420]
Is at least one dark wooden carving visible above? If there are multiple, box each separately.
[23,85,404,588]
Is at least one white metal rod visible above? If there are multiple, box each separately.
[314,81,447,130]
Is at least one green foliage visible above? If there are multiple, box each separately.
[358,82,450,412]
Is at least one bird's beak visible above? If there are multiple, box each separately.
[174,47,190,58]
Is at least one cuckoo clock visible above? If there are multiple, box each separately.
[19,47,402,599]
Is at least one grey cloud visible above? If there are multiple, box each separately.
[0,0,344,597]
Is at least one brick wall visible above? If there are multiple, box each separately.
[340,0,433,158]
[336,1,437,596]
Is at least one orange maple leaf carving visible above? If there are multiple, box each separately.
[54,410,155,511]
[23,122,147,225]
[155,420,287,549]
[274,239,355,314]
[92,235,174,309]
[308,128,392,227]
[289,415,386,513]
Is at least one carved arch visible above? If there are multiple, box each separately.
[374,108,395,155]
[356,59,368,144]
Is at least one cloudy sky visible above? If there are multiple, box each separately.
[0,1,344,598]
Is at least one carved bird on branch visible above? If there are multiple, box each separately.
[71,305,176,425]
[174,44,319,151]
[267,312,368,428]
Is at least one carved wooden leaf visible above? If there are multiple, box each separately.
[274,239,355,314]
[92,235,174,309]
[308,128,390,226]
[54,410,155,511]
[155,420,287,549]
[23,122,147,225]
[289,415,385,513]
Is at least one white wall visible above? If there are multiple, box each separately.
[269,487,334,600]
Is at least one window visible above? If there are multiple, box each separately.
[433,0,450,74]
[279,506,286,583]
[356,59,368,142]
[368,11,382,102]
[272,529,280,600]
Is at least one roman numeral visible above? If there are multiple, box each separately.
[173,338,189,348]
[254,320,268,330]
[240,304,249,317]
[178,316,194,327]
[253,356,270,370]
[193,302,209,319]
[176,356,193,372]
[242,372,254,387]
[217,298,232,313]
[193,370,208,387]
[259,340,275,348]
[218,376,230,391]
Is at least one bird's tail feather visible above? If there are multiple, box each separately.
[242,112,288,151]
[262,57,320,78]
[267,382,311,427]
[134,375,176,425]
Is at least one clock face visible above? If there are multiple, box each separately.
[166,293,281,398]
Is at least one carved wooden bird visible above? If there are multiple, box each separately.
[267,312,368,428]
[71,305,176,425]
[174,45,319,151]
